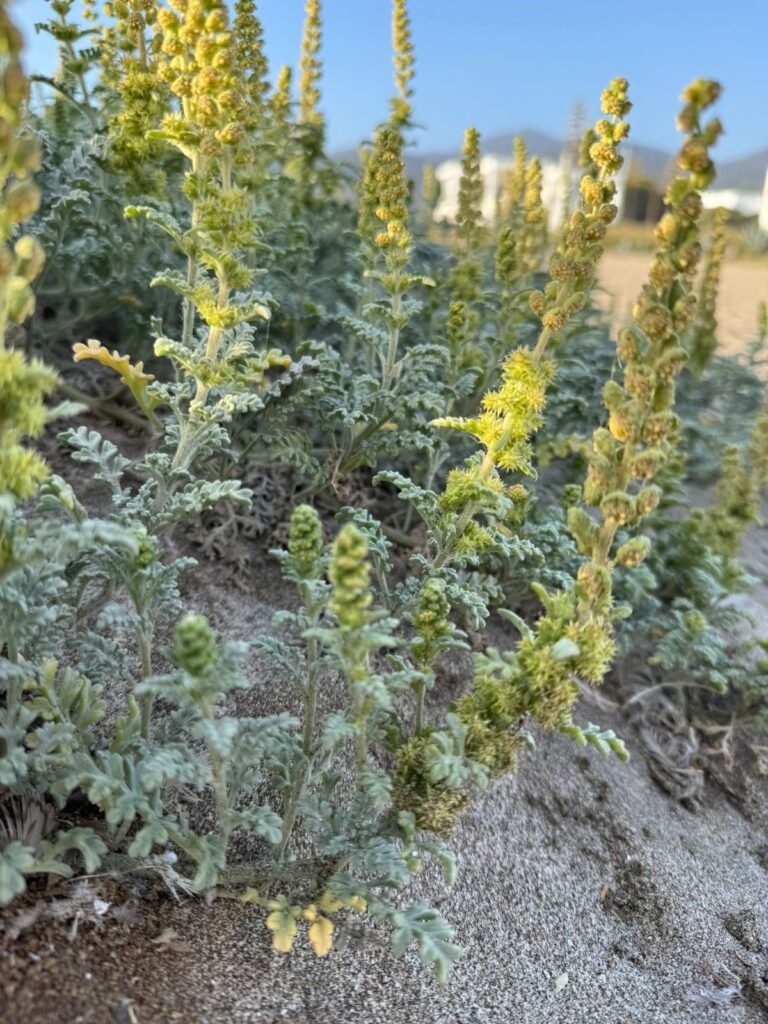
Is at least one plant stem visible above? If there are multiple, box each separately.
[414,677,426,734]
[278,600,321,861]
[138,626,153,741]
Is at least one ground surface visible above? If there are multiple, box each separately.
[2,545,768,1024]
[597,251,768,356]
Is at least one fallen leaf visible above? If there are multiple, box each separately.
[151,927,192,953]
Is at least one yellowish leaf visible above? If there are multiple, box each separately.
[266,909,297,953]
[307,915,334,957]
[72,340,162,421]
[318,891,343,914]
[73,339,155,384]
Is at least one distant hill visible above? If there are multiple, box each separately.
[336,134,768,193]
[716,148,768,190]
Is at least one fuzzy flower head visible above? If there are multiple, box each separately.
[288,504,323,578]
[233,0,270,128]
[365,122,412,267]
[455,127,484,257]
[173,614,218,677]
[411,577,451,667]
[154,0,253,154]
[328,525,373,630]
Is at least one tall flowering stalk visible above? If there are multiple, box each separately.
[689,403,768,558]
[575,80,723,569]
[298,0,323,131]
[79,0,290,481]
[495,139,548,348]
[395,80,724,832]
[688,205,727,373]
[295,0,327,178]
[333,0,432,481]
[0,6,56,515]
[99,1,169,184]
[519,156,547,272]
[390,0,415,127]
[449,127,484,329]
[432,79,633,566]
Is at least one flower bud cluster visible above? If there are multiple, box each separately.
[410,578,451,668]
[288,504,323,579]
[519,156,547,273]
[101,1,169,178]
[363,122,412,269]
[156,0,246,149]
[692,402,768,559]
[173,614,218,676]
[233,0,270,132]
[450,127,484,308]
[528,78,631,340]
[328,525,374,631]
[298,0,323,129]
[495,139,547,341]
[580,79,722,558]
[390,0,415,127]
[688,206,728,373]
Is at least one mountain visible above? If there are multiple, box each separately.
[716,149,768,190]
[335,134,768,192]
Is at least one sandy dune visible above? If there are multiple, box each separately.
[597,251,768,356]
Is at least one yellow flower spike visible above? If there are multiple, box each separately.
[307,915,334,957]
[391,0,415,127]
[298,0,323,130]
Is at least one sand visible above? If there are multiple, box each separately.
[597,252,768,357]
[2,551,768,1024]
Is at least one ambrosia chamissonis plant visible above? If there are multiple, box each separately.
[378,78,634,622]
[0,1,132,904]
[3,0,765,983]
[313,0,445,490]
[390,79,724,833]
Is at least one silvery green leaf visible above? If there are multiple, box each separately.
[550,637,580,661]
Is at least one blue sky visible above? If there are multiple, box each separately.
[17,0,768,160]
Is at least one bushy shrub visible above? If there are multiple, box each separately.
[1,0,765,982]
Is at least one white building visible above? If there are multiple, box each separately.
[701,187,762,218]
[434,149,631,231]
[759,169,768,233]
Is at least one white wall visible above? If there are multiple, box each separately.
[433,149,630,230]
[759,169,768,233]
[702,188,761,218]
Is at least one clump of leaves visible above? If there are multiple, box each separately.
[251,507,462,979]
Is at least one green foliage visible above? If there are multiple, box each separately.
[250,510,462,977]
[29,1,177,355]
[4,0,767,986]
